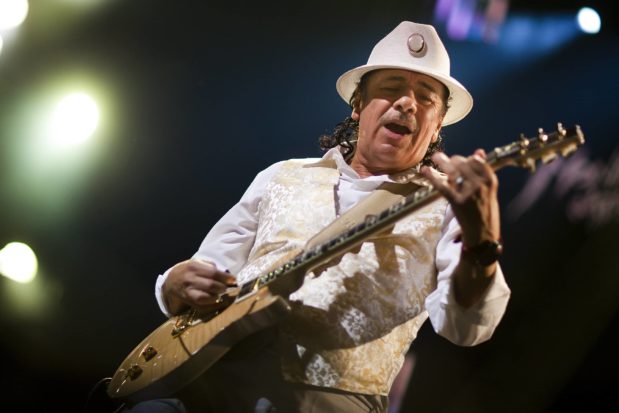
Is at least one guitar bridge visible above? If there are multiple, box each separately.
[171,310,198,337]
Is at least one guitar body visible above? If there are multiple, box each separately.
[107,287,291,403]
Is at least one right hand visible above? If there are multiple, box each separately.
[162,259,237,315]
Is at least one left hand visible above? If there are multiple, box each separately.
[421,149,501,248]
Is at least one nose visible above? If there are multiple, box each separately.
[393,92,416,114]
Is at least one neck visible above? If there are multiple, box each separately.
[349,156,418,179]
[349,157,383,178]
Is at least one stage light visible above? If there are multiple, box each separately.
[0,242,38,284]
[434,0,510,43]
[50,92,100,145]
[577,7,601,34]
[0,0,29,31]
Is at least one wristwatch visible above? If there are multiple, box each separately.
[461,239,503,266]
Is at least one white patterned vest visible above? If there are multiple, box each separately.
[235,158,449,396]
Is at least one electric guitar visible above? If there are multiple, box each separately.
[107,124,585,403]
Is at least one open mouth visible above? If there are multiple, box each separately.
[384,122,412,135]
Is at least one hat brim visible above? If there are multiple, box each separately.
[336,64,473,126]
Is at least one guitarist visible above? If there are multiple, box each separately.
[131,21,511,413]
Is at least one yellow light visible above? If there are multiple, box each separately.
[0,242,38,283]
[50,92,100,145]
[0,0,29,30]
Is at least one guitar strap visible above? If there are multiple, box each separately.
[304,181,422,250]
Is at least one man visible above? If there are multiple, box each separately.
[139,21,510,413]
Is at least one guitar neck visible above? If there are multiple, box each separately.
[234,124,584,300]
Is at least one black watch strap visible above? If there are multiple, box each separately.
[461,239,503,266]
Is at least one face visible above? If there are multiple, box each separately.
[350,69,447,176]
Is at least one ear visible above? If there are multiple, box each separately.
[431,115,444,143]
[431,125,442,143]
[350,91,363,121]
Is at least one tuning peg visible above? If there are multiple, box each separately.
[537,128,548,143]
[575,124,585,145]
[519,134,529,145]
[557,122,566,137]
[518,134,530,154]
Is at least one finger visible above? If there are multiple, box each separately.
[433,153,473,186]
[210,270,237,286]
[474,148,486,159]
[430,152,458,176]
[464,155,498,189]
[444,154,489,188]
[186,288,221,306]
[453,157,478,181]
[190,260,237,285]
[190,275,231,294]
[420,165,457,203]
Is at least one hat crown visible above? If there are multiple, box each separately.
[336,21,473,126]
[367,22,450,76]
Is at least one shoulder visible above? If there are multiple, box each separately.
[251,158,323,187]
[258,158,321,174]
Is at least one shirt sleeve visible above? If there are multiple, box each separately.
[424,205,511,346]
[155,162,283,316]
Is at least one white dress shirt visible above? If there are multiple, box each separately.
[156,148,510,346]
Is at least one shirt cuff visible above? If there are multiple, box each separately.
[426,263,511,346]
[155,268,173,317]
[441,263,510,325]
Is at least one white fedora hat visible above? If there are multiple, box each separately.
[336,21,473,126]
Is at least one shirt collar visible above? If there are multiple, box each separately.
[320,147,434,188]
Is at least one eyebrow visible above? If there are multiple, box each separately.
[418,81,439,94]
[380,76,439,94]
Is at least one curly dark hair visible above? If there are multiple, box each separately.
[319,72,449,170]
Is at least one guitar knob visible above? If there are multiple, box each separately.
[124,364,143,381]
[141,345,158,361]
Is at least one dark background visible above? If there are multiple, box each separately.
[1,0,618,412]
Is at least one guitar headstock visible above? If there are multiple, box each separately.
[487,123,585,172]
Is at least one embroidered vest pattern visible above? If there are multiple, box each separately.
[236,159,449,395]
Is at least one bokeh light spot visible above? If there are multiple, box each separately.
[577,7,601,34]
[51,92,100,145]
[0,0,29,30]
[0,242,38,283]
